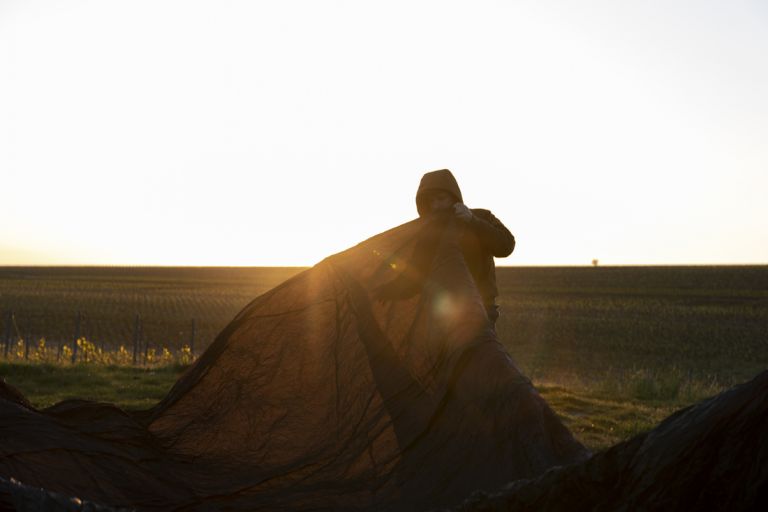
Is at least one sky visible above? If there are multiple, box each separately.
[1,0,766,266]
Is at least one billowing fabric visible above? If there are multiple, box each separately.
[0,216,588,511]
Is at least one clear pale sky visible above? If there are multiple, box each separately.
[1,1,766,266]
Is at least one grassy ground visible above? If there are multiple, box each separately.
[536,373,726,450]
[539,383,678,451]
[0,362,185,410]
[0,361,728,452]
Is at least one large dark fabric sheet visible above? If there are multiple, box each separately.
[0,216,588,510]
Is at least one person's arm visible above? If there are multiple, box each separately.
[457,207,515,257]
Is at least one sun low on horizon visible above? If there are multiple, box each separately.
[1,1,767,268]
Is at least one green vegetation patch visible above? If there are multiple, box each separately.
[1,362,188,410]
[538,383,684,451]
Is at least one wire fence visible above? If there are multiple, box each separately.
[1,310,200,366]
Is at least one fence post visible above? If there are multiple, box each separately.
[97,315,104,354]
[83,315,92,363]
[26,315,36,360]
[143,331,150,365]
[3,311,13,359]
[132,314,141,365]
[189,318,196,357]
[71,311,82,364]
[54,309,62,362]
[24,326,31,361]
[42,310,49,362]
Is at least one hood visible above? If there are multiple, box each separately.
[416,169,463,217]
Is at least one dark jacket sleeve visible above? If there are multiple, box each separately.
[468,209,516,258]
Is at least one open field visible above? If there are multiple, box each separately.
[0,266,303,359]
[496,265,768,386]
[2,265,767,450]
[1,265,766,381]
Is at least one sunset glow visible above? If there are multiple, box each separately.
[1,1,766,266]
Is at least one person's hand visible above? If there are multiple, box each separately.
[453,203,473,223]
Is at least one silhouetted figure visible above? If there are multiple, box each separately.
[416,169,515,328]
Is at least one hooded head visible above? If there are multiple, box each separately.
[416,169,463,217]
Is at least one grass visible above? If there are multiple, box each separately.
[496,266,768,387]
[538,384,673,451]
[535,366,730,450]
[1,362,189,410]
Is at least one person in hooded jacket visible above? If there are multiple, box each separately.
[416,169,515,328]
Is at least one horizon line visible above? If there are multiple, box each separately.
[1,263,766,269]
